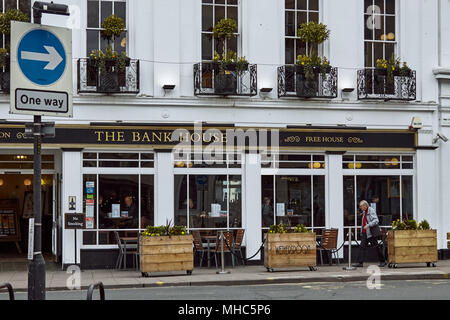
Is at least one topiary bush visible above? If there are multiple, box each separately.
[0,9,29,35]
[101,14,125,42]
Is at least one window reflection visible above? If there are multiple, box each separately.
[174,175,241,229]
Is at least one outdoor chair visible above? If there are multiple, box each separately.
[214,230,234,268]
[114,231,138,270]
[232,229,245,266]
[192,231,215,267]
[317,228,339,266]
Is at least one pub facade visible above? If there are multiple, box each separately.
[0,0,449,268]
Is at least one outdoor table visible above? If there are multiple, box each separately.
[120,236,138,269]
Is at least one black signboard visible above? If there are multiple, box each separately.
[64,213,86,229]
[0,125,417,150]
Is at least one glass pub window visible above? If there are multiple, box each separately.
[202,0,239,61]
[285,0,319,64]
[364,0,396,68]
[87,0,127,56]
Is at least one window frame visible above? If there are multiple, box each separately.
[363,0,398,68]
[86,0,128,56]
[284,0,321,65]
[201,0,240,61]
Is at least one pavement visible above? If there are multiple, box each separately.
[1,260,450,293]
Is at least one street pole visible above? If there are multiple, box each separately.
[28,115,45,300]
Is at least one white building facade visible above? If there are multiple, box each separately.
[0,0,448,268]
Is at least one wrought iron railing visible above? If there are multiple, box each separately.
[77,58,140,94]
[357,68,416,101]
[194,62,257,96]
[278,65,338,98]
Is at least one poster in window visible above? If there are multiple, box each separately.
[387,178,404,198]
[276,203,285,216]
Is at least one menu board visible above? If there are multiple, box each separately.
[0,199,20,242]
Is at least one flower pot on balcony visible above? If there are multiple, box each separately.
[98,71,120,93]
[214,72,237,95]
[373,68,396,95]
[295,65,318,97]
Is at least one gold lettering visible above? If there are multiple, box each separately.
[305,137,313,143]
[152,132,162,142]
[94,131,104,142]
[0,132,11,139]
[132,132,140,142]
[105,131,115,142]
[212,133,220,142]
[191,132,201,143]
[221,133,227,143]
[117,131,124,142]
[142,132,150,142]
[164,132,172,142]
[202,133,212,143]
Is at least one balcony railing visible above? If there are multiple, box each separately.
[194,62,257,97]
[77,58,140,94]
[357,69,416,101]
[278,65,338,98]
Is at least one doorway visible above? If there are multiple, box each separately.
[0,173,55,263]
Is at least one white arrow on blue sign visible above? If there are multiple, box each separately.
[17,29,66,86]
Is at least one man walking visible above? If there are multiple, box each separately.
[353,200,386,267]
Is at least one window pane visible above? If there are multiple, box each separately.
[365,0,374,13]
[216,0,225,4]
[297,0,307,10]
[174,175,188,226]
[385,15,395,41]
[285,38,295,64]
[285,0,295,10]
[215,5,225,24]
[99,153,139,160]
[228,6,238,25]
[141,175,154,228]
[99,175,139,229]
[227,0,237,5]
[364,15,373,40]
[5,0,16,11]
[374,16,384,41]
[374,0,384,13]
[19,0,30,18]
[309,11,318,23]
[83,231,96,245]
[309,0,319,11]
[88,0,99,28]
[313,176,325,227]
[276,176,312,227]
[87,30,99,54]
[114,32,127,53]
[101,1,112,23]
[356,176,400,225]
[296,38,307,57]
[374,41,383,61]
[229,175,242,227]
[402,176,413,221]
[202,5,213,32]
[297,11,307,27]
[228,37,237,54]
[202,33,213,60]
[386,0,395,14]
[83,152,97,159]
[364,42,374,68]
[385,42,395,61]
[262,176,274,227]
[114,1,126,25]
[285,11,295,36]
[343,176,355,226]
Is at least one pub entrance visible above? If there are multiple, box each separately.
[0,153,60,270]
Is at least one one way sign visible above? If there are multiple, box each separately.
[10,21,72,117]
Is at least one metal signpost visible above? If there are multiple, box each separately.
[9,1,70,301]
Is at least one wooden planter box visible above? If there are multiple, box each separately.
[264,232,317,272]
[387,230,438,268]
[139,234,193,276]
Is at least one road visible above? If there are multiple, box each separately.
[1,280,450,300]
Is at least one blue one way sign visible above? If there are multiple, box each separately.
[17,29,66,86]
[10,21,72,117]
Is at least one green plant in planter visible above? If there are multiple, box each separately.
[213,49,248,74]
[89,45,128,73]
[101,14,125,42]
[293,224,311,233]
[141,219,187,237]
[268,223,288,234]
[376,54,411,83]
[296,21,331,81]
[0,9,29,36]
[418,219,430,230]
[212,18,237,52]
